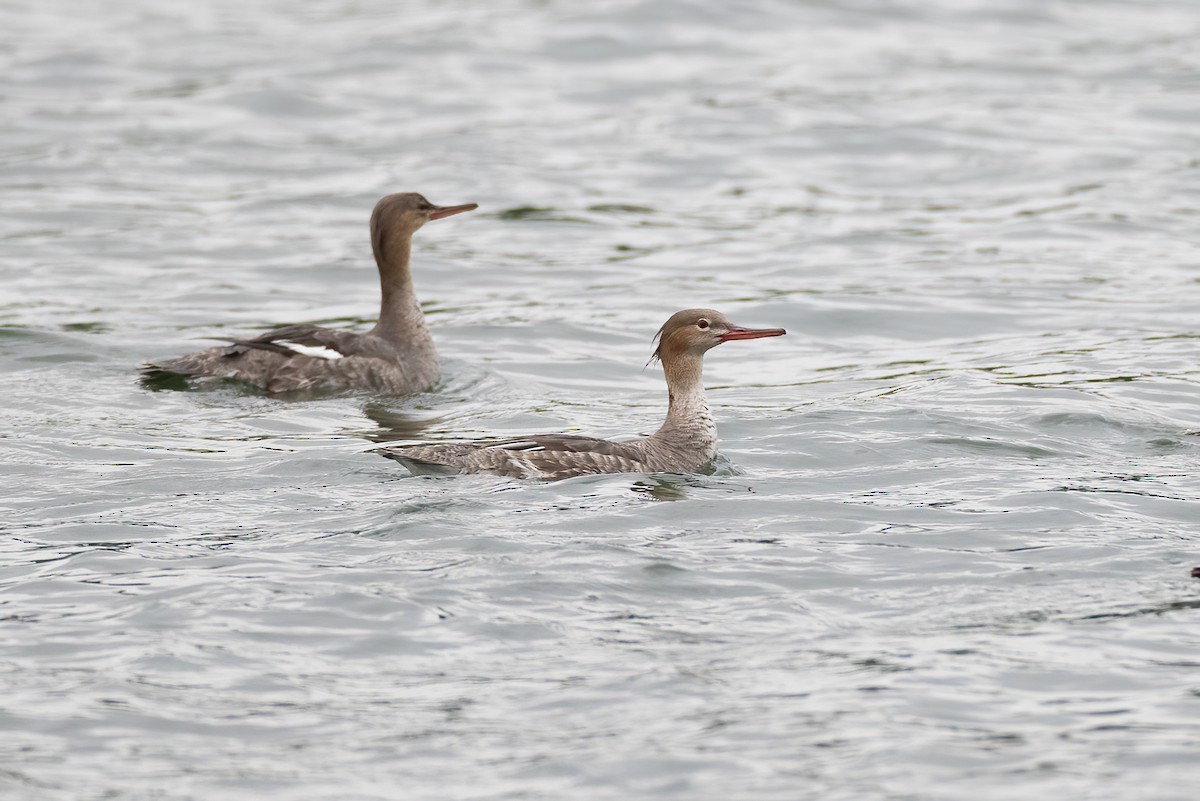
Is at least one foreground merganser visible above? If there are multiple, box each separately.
[377,309,786,480]
[144,193,477,394]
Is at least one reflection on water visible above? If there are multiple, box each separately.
[359,401,446,442]
[2,0,1200,799]
[630,474,700,501]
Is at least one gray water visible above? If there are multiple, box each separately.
[2,0,1199,798]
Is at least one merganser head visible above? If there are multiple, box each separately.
[650,308,786,364]
[371,192,478,237]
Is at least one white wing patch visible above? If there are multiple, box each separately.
[277,341,345,360]
[496,441,545,452]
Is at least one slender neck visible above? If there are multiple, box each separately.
[635,350,718,470]
[652,352,712,439]
[370,232,432,351]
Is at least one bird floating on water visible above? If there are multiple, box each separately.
[144,193,477,394]
[378,308,786,480]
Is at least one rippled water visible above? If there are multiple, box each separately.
[3,0,1200,798]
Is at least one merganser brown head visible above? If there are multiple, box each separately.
[650,308,786,364]
[371,192,478,238]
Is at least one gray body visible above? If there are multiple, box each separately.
[151,322,438,395]
[385,393,716,480]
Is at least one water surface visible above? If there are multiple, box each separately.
[2,1,1199,799]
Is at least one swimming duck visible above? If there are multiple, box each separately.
[145,192,477,393]
[378,308,786,479]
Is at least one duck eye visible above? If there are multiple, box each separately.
[696,319,710,330]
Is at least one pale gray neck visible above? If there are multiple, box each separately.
[645,352,717,463]
[370,234,434,356]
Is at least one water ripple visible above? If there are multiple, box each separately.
[2,1,1199,799]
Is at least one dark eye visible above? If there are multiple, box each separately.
[696,319,710,330]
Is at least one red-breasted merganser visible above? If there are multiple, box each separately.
[144,193,477,394]
[378,309,786,479]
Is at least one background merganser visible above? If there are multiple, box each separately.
[143,192,476,394]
